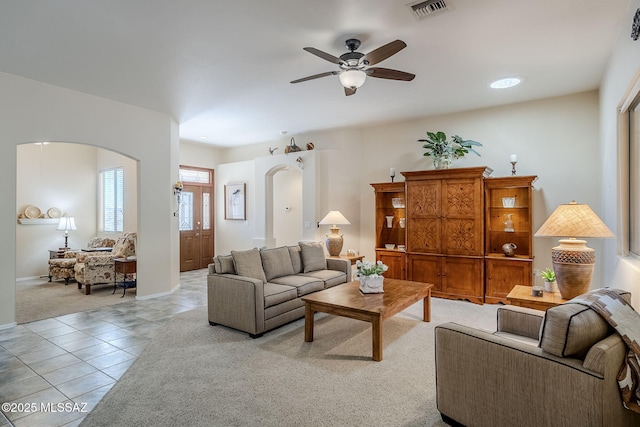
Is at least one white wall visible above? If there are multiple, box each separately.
[215,160,256,254]
[179,140,221,169]
[16,143,97,278]
[218,92,602,285]
[273,168,303,246]
[0,72,179,328]
[599,0,640,308]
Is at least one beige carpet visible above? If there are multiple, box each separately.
[16,278,131,324]
[82,297,499,427]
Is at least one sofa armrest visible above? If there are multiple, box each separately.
[326,258,351,278]
[583,333,628,375]
[207,274,265,336]
[435,322,613,427]
[496,305,544,340]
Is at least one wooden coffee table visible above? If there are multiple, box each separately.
[301,278,433,361]
[506,285,568,310]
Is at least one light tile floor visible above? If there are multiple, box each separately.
[0,269,208,427]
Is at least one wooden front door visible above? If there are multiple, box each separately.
[179,183,214,272]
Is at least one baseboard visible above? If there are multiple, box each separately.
[0,322,17,330]
[16,275,47,282]
[135,282,181,300]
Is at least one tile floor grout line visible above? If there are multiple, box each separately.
[1,269,208,427]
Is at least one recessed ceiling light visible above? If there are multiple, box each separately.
[199,136,207,140]
[489,77,522,89]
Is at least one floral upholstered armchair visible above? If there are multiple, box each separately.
[74,232,136,295]
[48,237,116,285]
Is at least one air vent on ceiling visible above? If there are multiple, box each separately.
[407,0,449,19]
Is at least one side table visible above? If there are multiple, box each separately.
[113,258,137,297]
[506,285,568,311]
[327,254,364,280]
[327,254,364,265]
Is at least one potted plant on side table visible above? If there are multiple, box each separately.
[539,268,558,293]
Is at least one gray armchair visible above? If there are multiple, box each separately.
[435,290,640,427]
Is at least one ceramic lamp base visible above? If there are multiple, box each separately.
[551,239,594,299]
[325,227,343,257]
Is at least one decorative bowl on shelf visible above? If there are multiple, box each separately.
[391,198,405,208]
[385,244,395,249]
[502,197,516,208]
[397,245,406,251]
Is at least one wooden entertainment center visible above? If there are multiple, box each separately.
[371,167,536,304]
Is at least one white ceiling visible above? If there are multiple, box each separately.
[0,0,632,147]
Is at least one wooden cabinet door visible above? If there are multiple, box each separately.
[406,253,442,292]
[442,178,483,256]
[406,180,441,253]
[485,258,532,304]
[377,250,405,280]
[442,256,485,304]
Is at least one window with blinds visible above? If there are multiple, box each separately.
[100,167,124,233]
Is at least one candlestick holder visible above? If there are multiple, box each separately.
[510,161,517,176]
[390,173,395,182]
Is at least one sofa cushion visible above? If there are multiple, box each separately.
[299,241,327,273]
[269,275,324,297]
[263,283,298,308]
[300,270,347,288]
[231,248,267,283]
[288,245,303,274]
[539,303,611,358]
[260,247,295,281]
[213,255,236,274]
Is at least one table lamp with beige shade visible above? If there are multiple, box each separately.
[534,201,614,299]
[318,210,350,256]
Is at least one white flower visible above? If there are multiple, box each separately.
[355,259,388,277]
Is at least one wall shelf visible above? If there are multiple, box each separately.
[18,218,59,225]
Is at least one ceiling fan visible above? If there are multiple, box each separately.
[290,38,416,96]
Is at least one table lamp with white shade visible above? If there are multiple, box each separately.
[534,201,614,299]
[318,210,351,256]
[57,216,77,249]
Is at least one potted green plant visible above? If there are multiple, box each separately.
[539,268,558,293]
[354,260,388,294]
[418,131,482,169]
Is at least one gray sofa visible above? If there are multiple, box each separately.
[435,288,640,427]
[207,242,351,337]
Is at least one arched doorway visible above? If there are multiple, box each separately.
[15,141,139,324]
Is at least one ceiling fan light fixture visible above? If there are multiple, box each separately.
[339,69,367,89]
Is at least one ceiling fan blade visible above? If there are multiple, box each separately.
[362,40,407,66]
[290,71,338,84]
[344,86,357,96]
[303,47,345,65]
[367,67,415,81]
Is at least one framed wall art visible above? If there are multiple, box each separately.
[224,183,246,220]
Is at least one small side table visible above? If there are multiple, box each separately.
[113,258,137,297]
[49,248,69,259]
[506,285,568,311]
[328,254,364,280]
[327,254,365,265]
